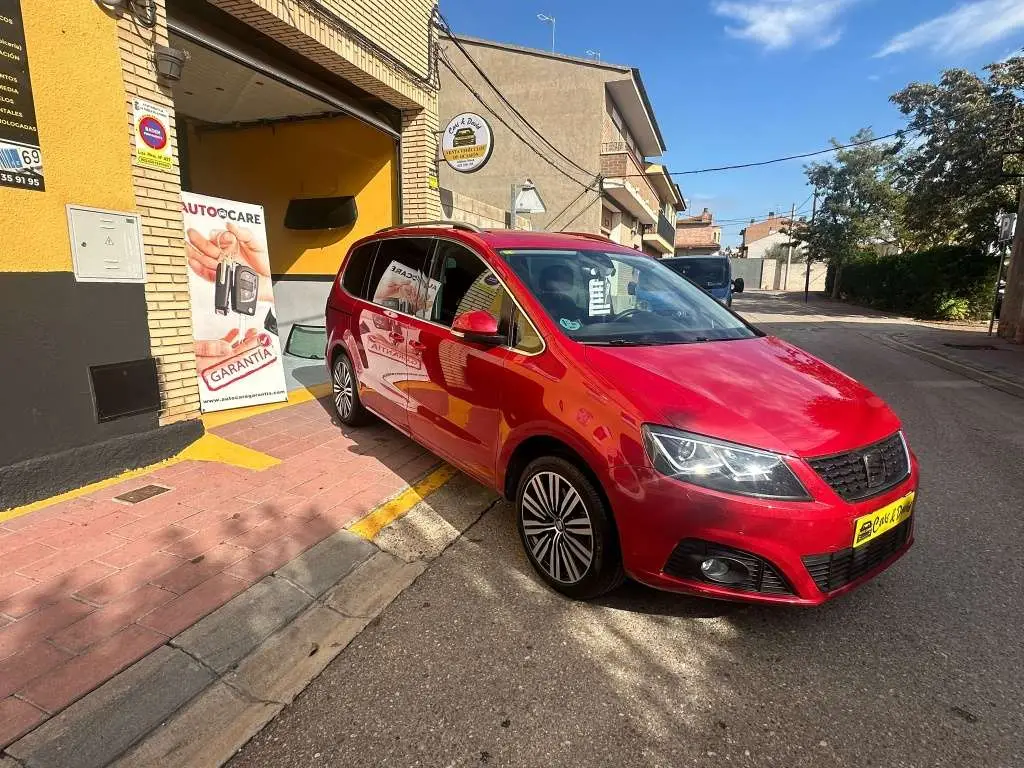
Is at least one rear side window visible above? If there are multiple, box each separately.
[341,242,377,298]
[365,237,436,315]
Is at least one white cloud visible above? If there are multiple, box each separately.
[876,0,1024,57]
[712,0,856,50]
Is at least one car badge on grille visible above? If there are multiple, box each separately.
[863,450,887,488]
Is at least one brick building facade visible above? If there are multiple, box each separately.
[0,0,442,509]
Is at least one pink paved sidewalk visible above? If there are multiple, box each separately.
[0,398,439,747]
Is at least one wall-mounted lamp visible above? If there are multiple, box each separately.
[154,44,187,82]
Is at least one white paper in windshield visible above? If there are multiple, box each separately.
[588,277,611,316]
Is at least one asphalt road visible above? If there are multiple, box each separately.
[231,294,1024,768]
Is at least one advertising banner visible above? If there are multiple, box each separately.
[0,0,44,191]
[181,192,288,412]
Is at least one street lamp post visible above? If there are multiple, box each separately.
[537,14,556,52]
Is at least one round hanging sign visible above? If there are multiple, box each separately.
[441,112,493,173]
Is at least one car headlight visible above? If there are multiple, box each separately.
[642,425,810,500]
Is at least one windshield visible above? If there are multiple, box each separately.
[500,248,757,346]
[663,258,730,289]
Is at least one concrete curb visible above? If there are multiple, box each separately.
[3,474,499,768]
[878,334,1024,401]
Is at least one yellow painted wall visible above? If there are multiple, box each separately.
[0,0,136,272]
[185,116,396,276]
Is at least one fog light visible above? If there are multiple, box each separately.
[701,557,729,580]
[699,556,749,585]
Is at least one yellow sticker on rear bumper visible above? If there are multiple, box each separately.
[853,491,915,548]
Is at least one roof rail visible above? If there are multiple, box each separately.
[561,231,615,243]
[376,220,482,234]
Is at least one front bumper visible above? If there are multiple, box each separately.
[608,457,919,605]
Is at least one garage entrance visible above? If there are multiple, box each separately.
[168,2,401,390]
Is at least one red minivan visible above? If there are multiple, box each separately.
[326,223,918,603]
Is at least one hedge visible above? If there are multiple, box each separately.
[825,246,997,320]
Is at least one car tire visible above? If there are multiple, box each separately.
[515,456,624,600]
[331,351,372,427]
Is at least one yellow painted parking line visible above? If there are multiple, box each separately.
[349,464,458,541]
[0,457,183,524]
[177,433,280,471]
[202,381,333,430]
[0,434,279,524]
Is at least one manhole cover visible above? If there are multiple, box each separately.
[943,343,999,351]
[114,484,171,504]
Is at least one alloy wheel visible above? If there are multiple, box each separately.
[332,357,354,420]
[520,471,594,584]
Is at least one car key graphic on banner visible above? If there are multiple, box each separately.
[181,192,288,412]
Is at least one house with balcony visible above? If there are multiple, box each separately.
[438,35,681,248]
[675,208,722,255]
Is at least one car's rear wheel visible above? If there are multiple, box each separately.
[332,352,371,426]
[515,456,624,600]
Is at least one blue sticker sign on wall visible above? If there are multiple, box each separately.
[0,0,45,191]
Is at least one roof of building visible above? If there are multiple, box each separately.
[445,33,634,72]
[678,207,715,226]
[444,34,667,155]
[741,215,794,245]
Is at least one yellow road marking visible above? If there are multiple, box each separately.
[0,458,183,524]
[177,433,280,471]
[1,436,280,524]
[201,381,333,430]
[348,464,458,540]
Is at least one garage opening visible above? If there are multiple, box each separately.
[168,3,400,390]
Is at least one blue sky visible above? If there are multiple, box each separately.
[439,0,1024,245]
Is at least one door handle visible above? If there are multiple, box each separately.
[387,331,403,344]
[408,340,427,352]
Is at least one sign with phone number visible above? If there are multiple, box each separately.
[0,0,45,192]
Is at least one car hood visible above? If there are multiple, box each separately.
[584,335,899,457]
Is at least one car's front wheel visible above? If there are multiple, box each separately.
[331,352,371,426]
[515,456,624,600]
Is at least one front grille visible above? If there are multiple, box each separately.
[665,540,793,595]
[802,518,911,593]
[807,432,909,502]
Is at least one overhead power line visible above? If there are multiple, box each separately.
[437,15,596,182]
[439,52,596,192]
[546,176,603,230]
[559,191,603,232]
[622,130,907,179]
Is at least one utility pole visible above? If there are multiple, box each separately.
[784,202,796,292]
[804,189,818,303]
[997,177,1024,341]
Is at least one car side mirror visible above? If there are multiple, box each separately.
[627,281,637,296]
[452,310,504,346]
[732,277,745,294]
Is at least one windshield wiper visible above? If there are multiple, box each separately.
[586,338,657,346]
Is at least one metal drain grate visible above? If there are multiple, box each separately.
[943,343,999,351]
[114,484,171,504]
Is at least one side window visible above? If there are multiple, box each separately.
[341,242,378,298]
[427,240,508,328]
[365,237,435,315]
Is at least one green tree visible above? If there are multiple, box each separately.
[792,129,903,297]
[890,56,1024,249]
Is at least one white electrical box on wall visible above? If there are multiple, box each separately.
[67,205,146,283]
